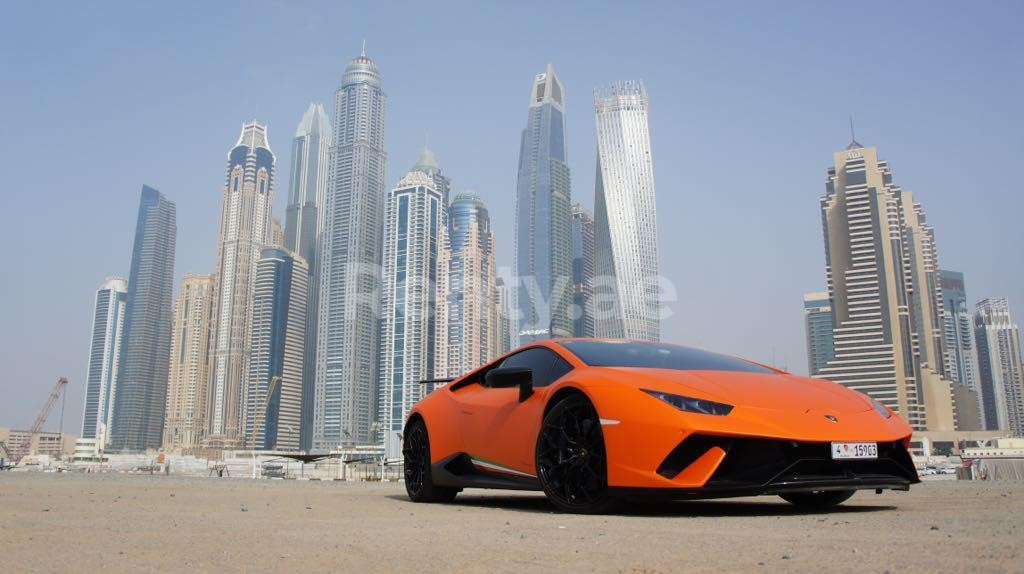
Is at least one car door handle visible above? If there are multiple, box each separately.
[460,409,473,415]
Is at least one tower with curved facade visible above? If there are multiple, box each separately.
[314,50,387,449]
[592,81,660,341]
[82,277,127,445]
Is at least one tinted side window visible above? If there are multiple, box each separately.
[498,347,572,388]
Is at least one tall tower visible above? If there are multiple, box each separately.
[514,64,573,344]
[593,81,660,341]
[82,277,127,444]
[974,298,1024,435]
[208,121,275,446]
[816,141,955,431]
[163,274,214,451]
[802,292,835,376]
[284,102,330,452]
[494,277,513,357]
[110,186,177,452]
[939,270,983,429]
[245,248,308,451]
[378,169,443,458]
[436,191,497,379]
[571,204,595,338]
[314,50,387,449]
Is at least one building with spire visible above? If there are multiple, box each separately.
[163,274,214,451]
[436,191,497,381]
[592,81,660,341]
[283,102,330,451]
[514,64,573,344]
[314,49,387,450]
[110,186,177,452]
[81,277,127,445]
[816,139,956,431]
[245,248,308,451]
[378,168,444,458]
[974,298,1024,435]
[208,121,275,447]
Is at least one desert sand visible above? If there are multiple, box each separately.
[0,473,1020,573]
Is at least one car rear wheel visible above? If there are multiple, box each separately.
[403,418,458,503]
[779,489,855,509]
[536,394,618,514]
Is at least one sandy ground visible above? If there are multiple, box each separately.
[0,473,1019,573]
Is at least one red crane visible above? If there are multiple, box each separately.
[14,377,69,462]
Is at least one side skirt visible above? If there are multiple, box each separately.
[431,453,542,491]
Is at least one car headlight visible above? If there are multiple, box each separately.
[642,389,734,416]
[870,397,892,419]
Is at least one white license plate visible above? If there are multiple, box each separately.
[831,442,878,460]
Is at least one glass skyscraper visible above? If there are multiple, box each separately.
[378,169,443,458]
[514,64,573,344]
[246,248,308,451]
[314,50,387,449]
[571,204,595,338]
[209,121,275,446]
[974,298,1024,435]
[802,292,835,376]
[81,277,127,444]
[283,102,330,452]
[593,81,660,341]
[110,185,176,452]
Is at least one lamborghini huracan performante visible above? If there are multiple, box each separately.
[403,339,919,513]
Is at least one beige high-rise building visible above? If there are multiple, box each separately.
[817,140,956,431]
[208,122,275,447]
[162,274,214,451]
[435,192,498,379]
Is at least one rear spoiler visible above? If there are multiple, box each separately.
[419,377,456,385]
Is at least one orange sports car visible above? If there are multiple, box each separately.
[403,339,919,513]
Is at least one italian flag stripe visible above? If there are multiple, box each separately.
[470,456,535,478]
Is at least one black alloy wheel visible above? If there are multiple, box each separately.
[403,418,458,503]
[536,394,618,513]
[779,489,856,509]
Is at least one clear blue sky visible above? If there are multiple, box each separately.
[1,1,1021,432]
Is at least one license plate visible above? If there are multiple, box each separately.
[831,442,878,460]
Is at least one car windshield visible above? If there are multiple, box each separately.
[558,340,777,374]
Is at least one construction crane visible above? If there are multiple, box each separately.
[15,377,69,462]
[248,376,281,450]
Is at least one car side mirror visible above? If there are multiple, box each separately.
[485,367,534,402]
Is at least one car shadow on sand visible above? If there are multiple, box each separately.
[386,493,897,517]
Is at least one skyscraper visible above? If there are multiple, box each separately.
[571,204,595,338]
[802,292,834,376]
[245,248,308,451]
[436,191,497,380]
[163,274,214,451]
[494,277,513,357]
[816,141,955,431]
[514,64,573,344]
[81,277,127,444]
[314,50,387,450]
[592,81,660,341]
[110,186,176,452]
[974,298,1024,435]
[208,121,275,447]
[940,270,983,429]
[283,102,330,452]
[378,169,443,458]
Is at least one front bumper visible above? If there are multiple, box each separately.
[611,435,918,499]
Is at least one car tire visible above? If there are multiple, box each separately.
[779,489,856,509]
[536,393,618,514]
[403,418,458,503]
